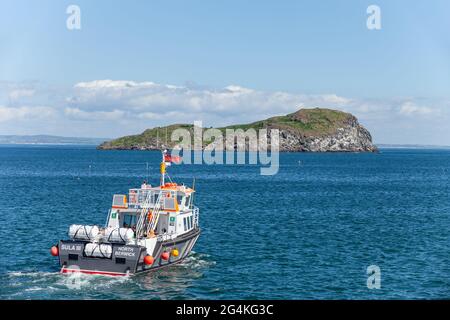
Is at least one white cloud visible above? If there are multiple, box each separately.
[9,89,35,100]
[0,80,449,144]
[68,80,354,121]
[64,107,125,121]
[74,80,157,89]
[224,85,255,94]
[399,102,435,116]
[0,105,56,122]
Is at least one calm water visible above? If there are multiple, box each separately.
[0,145,449,299]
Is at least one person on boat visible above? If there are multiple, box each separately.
[141,180,152,189]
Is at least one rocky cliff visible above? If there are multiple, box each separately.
[97,108,377,152]
[274,109,376,152]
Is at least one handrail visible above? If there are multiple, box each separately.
[135,190,165,240]
[193,206,200,228]
[134,189,153,239]
[104,208,112,227]
[146,192,164,234]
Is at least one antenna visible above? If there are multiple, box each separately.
[190,177,196,208]
[160,149,167,186]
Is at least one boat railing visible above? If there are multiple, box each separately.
[128,188,177,209]
[193,206,200,228]
[157,232,177,242]
[129,188,152,208]
[128,188,161,208]
[134,190,153,239]
[104,208,112,227]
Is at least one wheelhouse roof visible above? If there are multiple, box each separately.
[138,184,195,195]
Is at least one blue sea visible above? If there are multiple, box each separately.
[0,145,449,299]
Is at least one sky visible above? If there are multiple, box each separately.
[1,0,450,144]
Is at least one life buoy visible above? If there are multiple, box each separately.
[164,182,177,188]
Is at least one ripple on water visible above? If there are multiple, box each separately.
[2,252,216,300]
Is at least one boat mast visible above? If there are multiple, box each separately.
[160,150,166,186]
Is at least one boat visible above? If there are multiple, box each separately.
[50,150,200,276]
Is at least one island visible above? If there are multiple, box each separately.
[97,108,378,152]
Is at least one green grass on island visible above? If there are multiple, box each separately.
[98,108,356,149]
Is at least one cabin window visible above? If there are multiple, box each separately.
[68,254,78,261]
[190,216,193,228]
[112,194,127,208]
[122,214,137,228]
[115,257,126,264]
[164,197,176,210]
[185,196,190,207]
[186,217,191,230]
[177,195,184,206]
[183,217,188,231]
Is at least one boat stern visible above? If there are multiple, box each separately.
[58,240,146,276]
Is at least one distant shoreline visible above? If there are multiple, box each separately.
[0,143,98,146]
[0,135,108,146]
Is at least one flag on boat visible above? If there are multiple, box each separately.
[164,154,182,165]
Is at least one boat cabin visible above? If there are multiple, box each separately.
[105,183,197,240]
